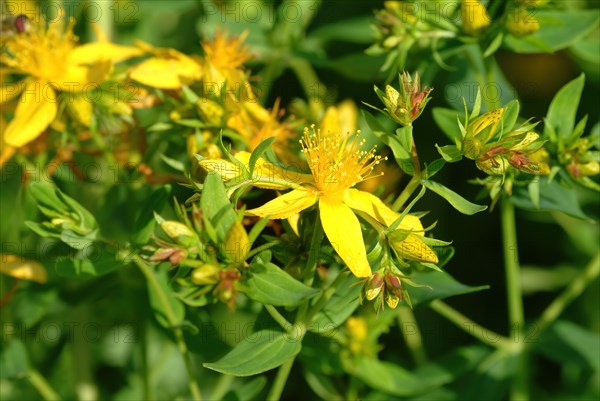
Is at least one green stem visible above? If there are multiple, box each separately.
[393,127,422,211]
[266,356,296,401]
[397,307,428,367]
[132,255,202,401]
[209,374,235,401]
[289,57,323,104]
[532,252,600,338]
[28,369,61,401]
[430,300,513,349]
[500,196,528,401]
[265,305,293,330]
[94,0,114,41]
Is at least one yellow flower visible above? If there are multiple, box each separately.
[506,6,540,37]
[226,98,295,158]
[129,41,202,89]
[0,254,47,283]
[0,13,140,151]
[201,29,251,85]
[462,0,491,36]
[224,127,437,278]
[317,99,358,138]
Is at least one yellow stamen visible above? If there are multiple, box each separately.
[299,125,385,194]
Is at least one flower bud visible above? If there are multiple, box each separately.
[476,155,510,176]
[506,6,540,37]
[160,221,198,247]
[365,271,385,301]
[191,263,220,285]
[462,0,491,36]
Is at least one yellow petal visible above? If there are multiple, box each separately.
[70,42,144,65]
[337,99,358,136]
[287,214,300,236]
[0,254,47,283]
[129,55,201,89]
[343,189,424,231]
[246,188,317,219]
[319,198,371,278]
[67,95,93,126]
[391,234,438,264]
[318,106,341,137]
[54,60,113,90]
[4,82,57,147]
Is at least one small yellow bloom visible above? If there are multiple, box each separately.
[0,254,47,283]
[462,0,491,36]
[506,6,540,37]
[0,13,139,151]
[241,127,436,277]
[201,29,251,85]
[129,41,202,89]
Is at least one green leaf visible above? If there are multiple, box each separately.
[310,273,361,333]
[324,52,386,82]
[201,173,238,243]
[533,320,600,371]
[203,329,302,376]
[545,74,585,139]
[436,144,463,163]
[248,137,276,176]
[459,349,518,401]
[408,267,488,307]
[432,108,463,144]
[364,111,413,175]
[0,339,29,379]
[510,176,592,221]
[55,246,121,279]
[147,267,185,329]
[131,185,171,246]
[224,376,268,401]
[241,262,320,307]
[307,16,374,44]
[347,357,424,396]
[59,229,98,250]
[498,100,520,137]
[503,10,599,54]
[483,32,504,58]
[421,180,487,215]
[424,158,446,179]
[396,126,413,155]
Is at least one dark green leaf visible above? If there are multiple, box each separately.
[310,273,361,333]
[533,320,600,371]
[347,357,424,396]
[409,267,488,307]
[203,329,302,376]
[510,176,592,221]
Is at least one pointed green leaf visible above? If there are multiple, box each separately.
[147,267,185,329]
[545,74,585,139]
[203,329,302,376]
[201,173,238,242]
[241,262,320,307]
[408,267,489,307]
[421,180,487,215]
